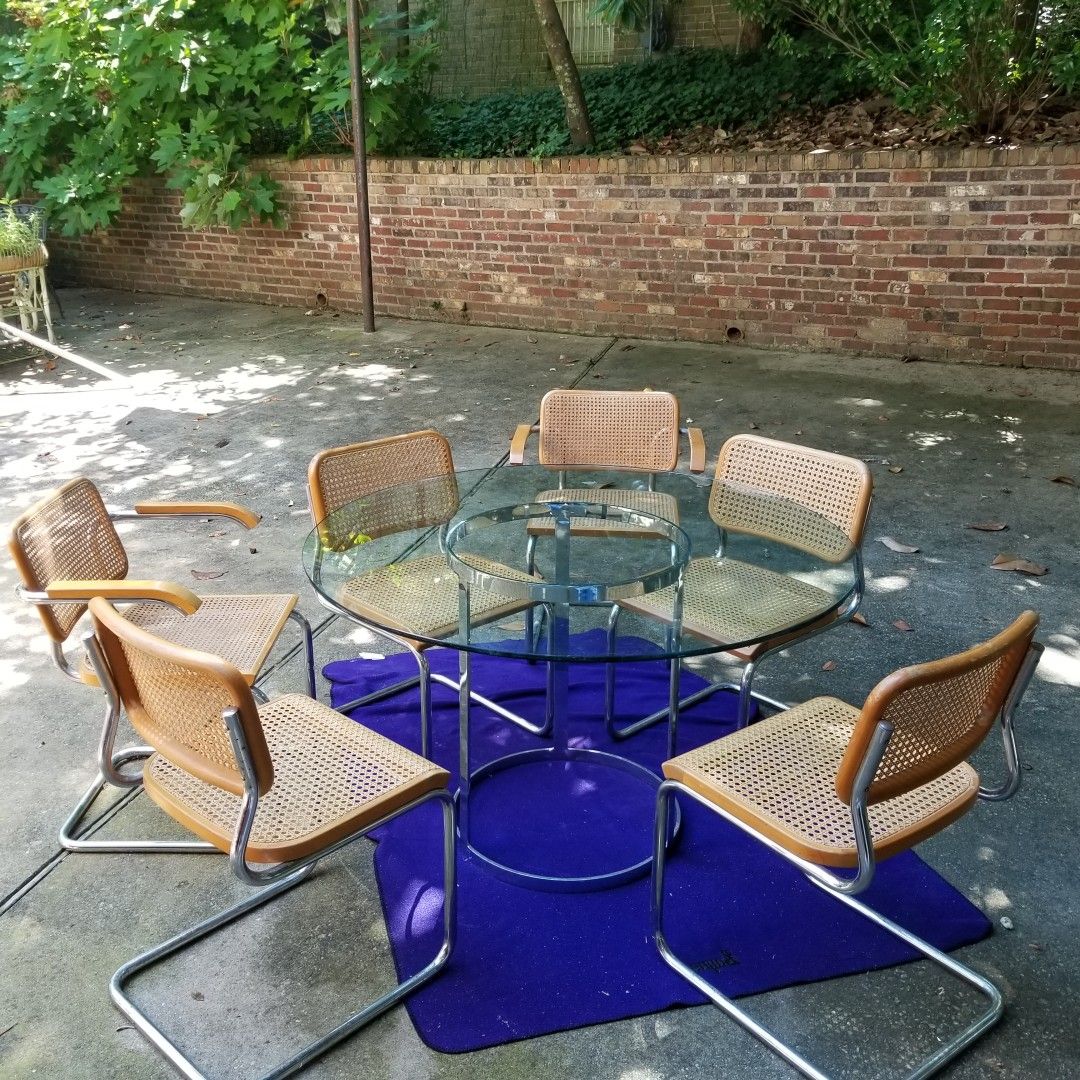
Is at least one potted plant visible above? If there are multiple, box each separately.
[0,201,46,273]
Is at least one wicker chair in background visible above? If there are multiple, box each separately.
[9,476,315,853]
[509,386,705,544]
[652,611,1041,1080]
[308,429,543,756]
[608,434,873,749]
[509,388,705,646]
[87,596,456,1079]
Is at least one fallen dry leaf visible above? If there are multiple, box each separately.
[191,569,226,580]
[990,553,1048,576]
[748,421,759,430]
[876,536,920,554]
[966,521,1008,532]
[1050,475,1076,487]
[887,465,904,474]
[851,612,870,627]
[821,660,837,671]
[892,619,914,632]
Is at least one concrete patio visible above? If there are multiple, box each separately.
[1,289,1077,1079]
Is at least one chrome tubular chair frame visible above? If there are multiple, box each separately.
[109,702,457,1080]
[650,641,1042,1080]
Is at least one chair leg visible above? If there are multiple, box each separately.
[287,609,317,700]
[651,783,1004,1080]
[111,793,456,1080]
[60,748,219,854]
[337,635,551,750]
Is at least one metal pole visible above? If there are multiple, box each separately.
[346,0,376,332]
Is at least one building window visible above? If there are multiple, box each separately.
[555,0,615,65]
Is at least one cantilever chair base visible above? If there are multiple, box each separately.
[60,747,219,854]
[652,780,1003,1080]
[111,790,456,1080]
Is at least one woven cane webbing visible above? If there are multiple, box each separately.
[619,557,835,646]
[12,477,128,641]
[664,697,980,867]
[710,436,870,562]
[144,694,448,862]
[311,432,457,547]
[538,390,679,472]
[127,594,295,680]
[119,636,245,787]
[528,487,680,537]
[338,553,535,639]
[862,634,1031,803]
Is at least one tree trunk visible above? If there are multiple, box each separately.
[530,0,594,150]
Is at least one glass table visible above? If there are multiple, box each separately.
[302,465,859,891]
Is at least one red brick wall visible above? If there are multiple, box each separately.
[52,146,1080,369]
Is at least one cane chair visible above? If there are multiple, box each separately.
[86,596,455,1080]
[9,476,315,853]
[308,430,543,756]
[509,386,705,541]
[608,434,873,745]
[652,611,1041,1080]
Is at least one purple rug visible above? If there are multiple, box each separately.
[325,631,991,1054]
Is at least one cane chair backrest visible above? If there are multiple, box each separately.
[9,477,129,643]
[89,597,273,797]
[709,435,872,563]
[308,430,459,550]
[537,389,681,473]
[836,611,1039,805]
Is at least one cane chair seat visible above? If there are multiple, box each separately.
[78,594,297,687]
[664,696,980,868]
[336,553,538,642]
[144,693,449,864]
[527,487,680,538]
[619,557,838,656]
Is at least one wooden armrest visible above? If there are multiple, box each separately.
[46,579,202,615]
[509,423,537,465]
[685,427,706,473]
[132,501,262,529]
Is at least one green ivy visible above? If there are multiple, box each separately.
[0,1,436,234]
[391,46,866,160]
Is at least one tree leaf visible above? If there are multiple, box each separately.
[821,660,837,670]
[990,553,1048,576]
[1050,475,1076,487]
[851,611,870,627]
[191,569,226,580]
[887,465,904,474]
[965,521,1007,531]
[876,536,919,553]
[892,619,913,632]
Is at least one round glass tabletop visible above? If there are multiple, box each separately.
[301,465,859,663]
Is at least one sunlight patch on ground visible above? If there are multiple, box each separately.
[1036,635,1080,687]
[866,574,910,593]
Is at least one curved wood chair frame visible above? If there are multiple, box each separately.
[606,434,873,753]
[87,596,456,1080]
[308,430,544,758]
[651,612,1041,1080]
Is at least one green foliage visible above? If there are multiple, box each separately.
[589,0,658,31]
[0,199,42,258]
[0,1,436,235]
[734,0,1080,133]
[404,46,866,159]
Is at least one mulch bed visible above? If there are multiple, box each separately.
[628,96,1080,156]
